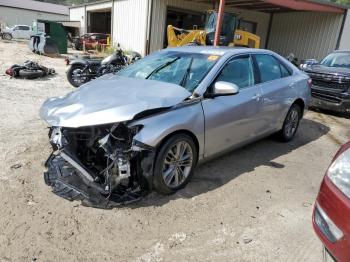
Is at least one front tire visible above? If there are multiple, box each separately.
[2,33,12,40]
[153,134,197,195]
[280,104,301,142]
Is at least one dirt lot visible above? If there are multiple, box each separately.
[1,41,350,262]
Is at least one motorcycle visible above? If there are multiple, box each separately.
[66,48,141,87]
[5,60,55,79]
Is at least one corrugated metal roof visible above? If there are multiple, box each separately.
[190,0,346,13]
[0,0,69,15]
[69,0,111,9]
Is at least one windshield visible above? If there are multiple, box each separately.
[321,52,350,69]
[116,51,219,92]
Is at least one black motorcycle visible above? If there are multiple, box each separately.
[66,49,141,87]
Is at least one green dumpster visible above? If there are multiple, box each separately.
[35,19,67,54]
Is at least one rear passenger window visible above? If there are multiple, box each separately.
[255,54,282,82]
[280,63,292,77]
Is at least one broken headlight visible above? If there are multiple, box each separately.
[49,127,66,149]
[98,124,143,156]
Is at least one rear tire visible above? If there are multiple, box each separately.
[279,104,302,142]
[67,64,90,87]
[153,134,197,195]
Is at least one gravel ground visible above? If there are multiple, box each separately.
[0,41,350,262]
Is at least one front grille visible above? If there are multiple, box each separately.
[308,72,350,92]
[312,79,349,91]
[311,91,342,104]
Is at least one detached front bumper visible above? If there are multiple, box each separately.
[310,86,350,113]
[44,151,143,209]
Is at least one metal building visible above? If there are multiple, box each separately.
[0,0,69,27]
[69,0,350,60]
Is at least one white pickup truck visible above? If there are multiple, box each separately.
[2,25,32,40]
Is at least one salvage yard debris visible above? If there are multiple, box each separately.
[5,60,55,79]
[10,163,22,169]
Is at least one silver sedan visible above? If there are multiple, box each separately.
[40,46,311,207]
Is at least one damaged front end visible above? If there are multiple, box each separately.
[44,123,155,208]
[39,75,192,207]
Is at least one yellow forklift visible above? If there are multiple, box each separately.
[167,10,260,48]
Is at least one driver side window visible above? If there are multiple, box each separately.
[216,55,255,89]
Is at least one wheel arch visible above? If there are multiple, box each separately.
[293,98,306,117]
[155,129,200,162]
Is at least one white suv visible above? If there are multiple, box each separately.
[2,25,32,40]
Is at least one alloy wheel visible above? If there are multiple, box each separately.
[162,141,193,188]
[72,68,87,85]
[285,108,299,138]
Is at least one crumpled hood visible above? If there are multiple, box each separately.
[40,75,191,128]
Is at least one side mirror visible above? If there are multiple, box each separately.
[214,81,239,96]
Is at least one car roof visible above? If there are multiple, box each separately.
[162,46,275,56]
[334,50,350,53]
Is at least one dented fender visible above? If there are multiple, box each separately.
[130,101,205,159]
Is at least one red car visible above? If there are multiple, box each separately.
[73,33,109,50]
[313,141,350,262]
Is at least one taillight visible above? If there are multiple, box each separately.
[5,68,13,76]
[307,78,312,88]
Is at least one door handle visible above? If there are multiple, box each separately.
[252,93,261,101]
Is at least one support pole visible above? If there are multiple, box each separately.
[213,0,225,46]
